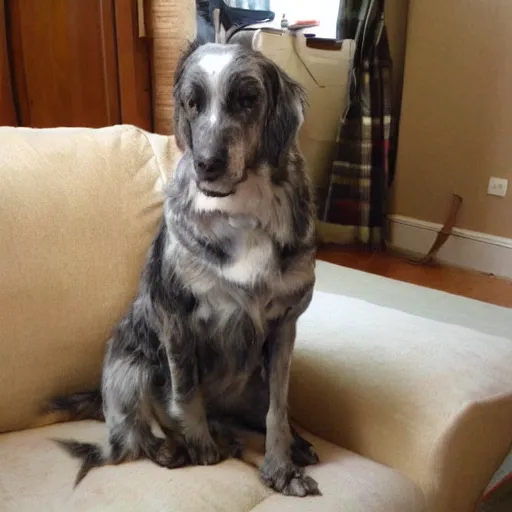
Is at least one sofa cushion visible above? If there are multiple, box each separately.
[0,421,426,512]
[0,126,177,433]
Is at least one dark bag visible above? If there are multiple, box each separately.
[209,0,274,29]
[196,0,274,43]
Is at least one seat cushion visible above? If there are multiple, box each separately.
[0,422,425,512]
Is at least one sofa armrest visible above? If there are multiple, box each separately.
[289,290,512,512]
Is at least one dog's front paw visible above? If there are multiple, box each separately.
[186,437,222,466]
[260,457,321,497]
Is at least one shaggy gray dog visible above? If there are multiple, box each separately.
[50,41,320,497]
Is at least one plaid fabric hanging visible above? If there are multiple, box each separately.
[320,0,395,248]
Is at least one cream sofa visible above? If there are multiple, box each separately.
[0,125,511,512]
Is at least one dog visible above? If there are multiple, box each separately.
[49,41,320,497]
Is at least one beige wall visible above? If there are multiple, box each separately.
[384,0,410,121]
[393,0,512,239]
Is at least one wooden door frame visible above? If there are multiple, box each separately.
[0,0,17,125]
[114,0,153,131]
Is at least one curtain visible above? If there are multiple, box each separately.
[320,0,395,248]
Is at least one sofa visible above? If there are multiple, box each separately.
[0,125,511,512]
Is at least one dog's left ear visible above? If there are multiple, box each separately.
[262,61,307,168]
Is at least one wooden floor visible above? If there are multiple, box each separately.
[316,245,512,308]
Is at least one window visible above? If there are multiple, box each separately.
[223,0,341,39]
[271,0,340,38]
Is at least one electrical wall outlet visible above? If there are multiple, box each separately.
[487,177,508,197]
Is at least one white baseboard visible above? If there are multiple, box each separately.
[388,215,512,280]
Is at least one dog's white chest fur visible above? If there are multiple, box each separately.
[221,230,275,287]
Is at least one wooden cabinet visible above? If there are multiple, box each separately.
[0,0,152,130]
[0,0,16,125]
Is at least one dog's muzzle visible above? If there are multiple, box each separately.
[194,148,236,197]
[194,155,226,183]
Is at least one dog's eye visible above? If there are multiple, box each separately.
[238,94,258,110]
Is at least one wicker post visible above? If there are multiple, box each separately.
[150,0,196,135]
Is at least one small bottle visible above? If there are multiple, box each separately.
[280,13,289,29]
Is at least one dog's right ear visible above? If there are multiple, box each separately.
[172,40,200,151]
[173,39,201,87]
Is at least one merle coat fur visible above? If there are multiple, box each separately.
[51,41,320,497]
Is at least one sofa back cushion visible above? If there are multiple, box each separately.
[0,125,177,433]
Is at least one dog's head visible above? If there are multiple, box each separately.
[173,42,307,197]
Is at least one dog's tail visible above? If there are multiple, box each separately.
[53,439,107,486]
[46,390,104,422]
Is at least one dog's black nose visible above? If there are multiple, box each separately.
[195,154,226,182]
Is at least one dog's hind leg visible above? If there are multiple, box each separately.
[57,353,184,485]
[56,412,179,486]
[102,353,189,470]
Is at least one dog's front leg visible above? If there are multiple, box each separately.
[260,319,320,496]
[161,326,221,466]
